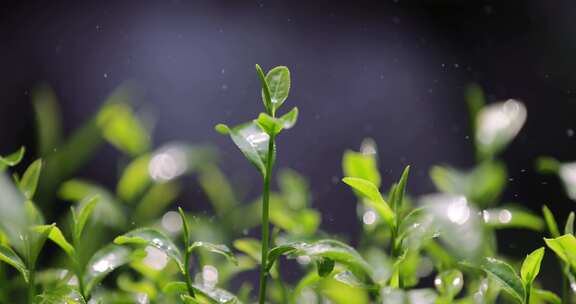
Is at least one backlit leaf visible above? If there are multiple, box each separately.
[215,122,271,176]
[83,244,132,295]
[520,247,545,286]
[19,159,42,200]
[0,243,28,282]
[342,177,394,226]
[480,257,525,304]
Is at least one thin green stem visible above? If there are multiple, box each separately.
[72,233,87,301]
[258,136,275,304]
[27,266,35,304]
[184,249,195,298]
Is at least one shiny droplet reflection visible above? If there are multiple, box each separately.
[434,270,464,298]
[446,196,470,225]
[362,210,377,225]
[148,146,188,182]
[202,265,219,288]
[142,245,169,270]
[161,211,183,233]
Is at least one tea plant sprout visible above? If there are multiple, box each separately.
[215,64,298,303]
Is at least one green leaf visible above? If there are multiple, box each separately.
[0,173,27,254]
[0,146,25,168]
[256,64,273,114]
[134,182,180,223]
[266,244,297,272]
[180,294,201,304]
[83,244,132,295]
[535,157,560,174]
[393,165,410,212]
[316,257,335,277]
[29,224,54,266]
[544,234,576,271]
[255,113,284,136]
[520,247,545,286]
[475,99,527,159]
[59,179,125,228]
[264,66,290,113]
[45,225,75,258]
[542,205,560,238]
[0,243,29,282]
[465,83,485,139]
[233,238,261,263]
[34,285,86,304]
[178,207,191,247]
[198,164,237,216]
[278,168,309,209]
[73,195,100,240]
[32,85,62,156]
[480,257,525,303]
[96,92,150,156]
[165,281,242,304]
[565,212,574,235]
[114,228,184,272]
[18,159,43,200]
[342,177,394,226]
[533,289,561,304]
[189,242,237,265]
[116,154,151,202]
[216,122,271,176]
[278,107,298,129]
[342,140,380,187]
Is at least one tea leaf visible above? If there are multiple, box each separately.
[215,122,271,176]
[83,244,132,295]
[279,107,298,129]
[180,294,201,304]
[32,85,62,156]
[114,228,184,272]
[264,66,290,112]
[0,243,28,282]
[255,113,284,136]
[535,157,560,174]
[256,64,273,114]
[544,234,576,270]
[482,206,544,231]
[234,238,261,263]
[542,205,560,238]
[18,159,42,200]
[34,285,86,304]
[533,289,561,304]
[116,154,151,202]
[0,146,25,168]
[0,173,27,254]
[565,212,574,235]
[342,141,380,187]
[520,247,544,286]
[45,225,75,258]
[73,195,100,240]
[278,168,309,209]
[480,257,525,304]
[96,98,150,156]
[189,242,237,265]
[342,177,395,226]
[393,166,410,212]
[166,281,242,304]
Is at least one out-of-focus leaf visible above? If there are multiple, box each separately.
[542,205,560,238]
[198,164,236,215]
[134,182,179,223]
[262,66,290,113]
[0,146,25,168]
[342,140,380,187]
[342,177,394,226]
[25,200,45,225]
[381,287,438,304]
[420,193,483,260]
[256,64,273,113]
[45,225,74,258]
[32,84,62,156]
[18,159,42,200]
[116,273,157,299]
[34,285,86,304]
[83,244,132,295]
[269,197,320,235]
[482,206,544,231]
[532,289,561,304]
[475,99,527,159]
[117,154,151,202]
[114,228,183,272]
[566,212,574,235]
[430,161,506,206]
[0,173,27,254]
[392,166,410,212]
[559,162,576,201]
[59,179,125,228]
[520,247,544,287]
[278,168,309,209]
[233,238,261,263]
[465,83,485,138]
[165,281,242,304]
[73,195,99,240]
[0,243,28,282]
[544,234,576,270]
[434,269,463,299]
[480,257,525,304]
[320,276,370,304]
[215,122,271,176]
[96,93,150,156]
[189,242,237,265]
[255,113,283,136]
[535,157,560,174]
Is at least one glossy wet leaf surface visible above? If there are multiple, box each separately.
[83,244,132,295]
[342,177,394,226]
[480,257,525,303]
[215,122,271,176]
[34,285,86,304]
[189,241,237,265]
[114,227,184,272]
[263,66,290,112]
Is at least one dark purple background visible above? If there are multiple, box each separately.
[2,0,576,289]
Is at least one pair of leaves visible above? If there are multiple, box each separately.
[479,247,545,304]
